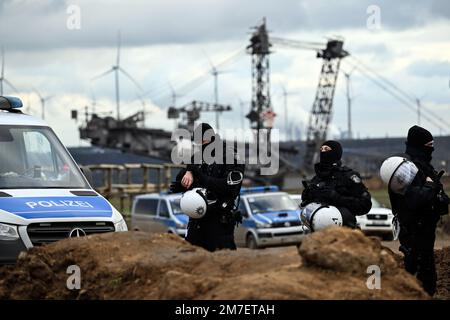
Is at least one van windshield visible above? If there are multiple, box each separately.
[0,125,89,189]
[170,198,183,215]
[247,194,298,214]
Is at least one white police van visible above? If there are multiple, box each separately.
[0,96,127,264]
[131,193,188,236]
[235,186,307,249]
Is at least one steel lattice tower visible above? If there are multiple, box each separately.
[246,18,272,137]
[303,40,348,172]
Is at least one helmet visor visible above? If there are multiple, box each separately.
[389,161,418,195]
[301,202,322,230]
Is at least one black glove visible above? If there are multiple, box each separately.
[307,184,339,204]
[233,210,243,226]
[434,190,450,216]
[319,185,341,204]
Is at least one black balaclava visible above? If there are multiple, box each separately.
[193,123,215,155]
[193,123,214,143]
[405,125,434,162]
[319,140,343,165]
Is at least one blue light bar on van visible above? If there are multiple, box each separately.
[240,185,279,194]
[0,96,23,110]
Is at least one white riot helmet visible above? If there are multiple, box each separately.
[180,188,211,219]
[301,203,343,232]
[380,156,418,195]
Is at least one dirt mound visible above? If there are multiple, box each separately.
[435,247,450,299]
[0,227,431,300]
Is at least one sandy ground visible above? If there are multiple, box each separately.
[1,227,445,300]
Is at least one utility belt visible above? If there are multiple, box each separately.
[188,208,242,227]
[218,209,242,226]
[210,199,242,226]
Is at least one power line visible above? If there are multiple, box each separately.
[146,47,245,106]
[348,55,450,129]
[344,59,447,133]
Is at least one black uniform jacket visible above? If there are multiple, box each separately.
[301,163,372,227]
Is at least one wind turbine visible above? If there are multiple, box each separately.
[0,47,19,95]
[280,85,300,141]
[342,67,357,139]
[168,81,183,107]
[203,50,232,130]
[33,88,53,120]
[91,31,143,121]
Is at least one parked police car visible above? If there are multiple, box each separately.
[356,198,394,240]
[235,186,307,249]
[0,96,127,264]
[289,194,302,206]
[131,186,306,249]
[131,193,188,236]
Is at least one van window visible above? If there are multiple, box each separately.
[0,126,88,189]
[169,198,183,215]
[134,199,158,215]
[159,201,170,218]
[247,194,298,214]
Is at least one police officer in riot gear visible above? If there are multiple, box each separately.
[389,125,449,296]
[301,140,372,228]
[170,123,245,252]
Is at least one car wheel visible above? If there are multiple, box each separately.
[246,233,258,249]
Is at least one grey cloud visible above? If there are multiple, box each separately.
[0,0,449,51]
[407,60,450,77]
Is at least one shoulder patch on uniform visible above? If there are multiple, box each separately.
[350,174,362,184]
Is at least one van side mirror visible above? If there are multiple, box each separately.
[80,166,93,186]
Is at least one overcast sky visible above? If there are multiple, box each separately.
[1,0,449,146]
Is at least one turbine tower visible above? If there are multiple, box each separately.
[91,31,142,121]
[33,88,53,120]
[0,47,19,95]
[203,51,231,130]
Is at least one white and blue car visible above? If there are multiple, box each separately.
[131,193,188,237]
[0,96,127,264]
[132,186,307,249]
[235,186,307,249]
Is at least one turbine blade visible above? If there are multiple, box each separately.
[32,87,43,100]
[119,67,143,91]
[116,30,121,66]
[216,69,233,75]
[1,47,4,79]
[3,78,19,93]
[201,49,215,70]
[90,86,97,105]
[91,68,114,81]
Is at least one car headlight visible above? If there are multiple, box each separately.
[114,219,128,232]
[0,223,19,241]
[256,221,271,228]
[176,222,187,229]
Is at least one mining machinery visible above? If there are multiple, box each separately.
[167,100,232,132]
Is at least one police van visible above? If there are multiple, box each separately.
[131,193,188,236]
[0,96,127,264]
[235,186,307,249]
